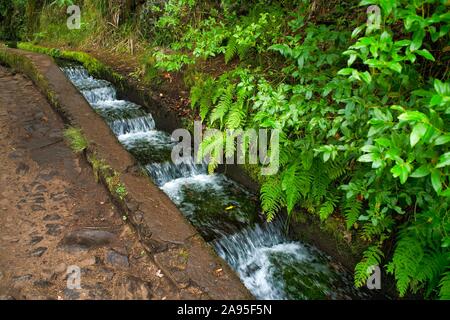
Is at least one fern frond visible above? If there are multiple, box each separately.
[354,245,384,288]
[325,160,347,180]
[225,37,237,63]
[439,271,450,300]
[226,101,246,129]
[261,177,285,222]
[190,83,203,108]
[319,196,338,221]
[344,198,362,230]
[389,232,424,297]
[210,84,234,127]
[416,249,449,297]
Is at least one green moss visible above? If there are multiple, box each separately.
[88,153,128,201]
[17,42,125,87]
[63,127,89,154]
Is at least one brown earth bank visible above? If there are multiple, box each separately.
[0,49,251,300]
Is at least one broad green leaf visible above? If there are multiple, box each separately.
[375,138,392,147]
[410,165,430,178]
[415,49,435,61]
[398,111,427,122]
[410,123,428,147]
[358,153,375,163]
[361,145,378,153]
[435,135,450,146]
[431,170,442,193]
[388,62,402,73]
[360,71,372,84]
[391,163,411,184]
[338,68,355,76]
[411,29,425,51]
[436,152,450,169]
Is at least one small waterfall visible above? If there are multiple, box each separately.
[110,115,156,136]
[61,63,364,300]
[146,159,207,186]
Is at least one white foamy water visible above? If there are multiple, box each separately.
[110,115,156,136]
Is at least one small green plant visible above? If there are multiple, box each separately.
[63,127,88,154]
[106,172,128,201]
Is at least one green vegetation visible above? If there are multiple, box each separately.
[16,42,125,84]
[63,127,88,153]
[3,0,449,299]
[88,153,128,201]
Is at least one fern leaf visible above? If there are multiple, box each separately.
[261,177,285,222]
[225,37,237,64]
[439,271,450,300]
[226,101,246,129]
[319,200,335,221]
[344,198,362,230]
[355,245,384,288]
[389,233,424,297]
[210,84,234,126]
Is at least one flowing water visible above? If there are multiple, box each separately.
[61,64,366,300]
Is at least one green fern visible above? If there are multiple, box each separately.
[261,177,285,222]
[190,83,203,109]
[319,195,338,221]
[439,271,450,300]
[355,244,384,288]
[388,232,424,297]
[210,84,234,127]
[325,160,347,180]
[226,100,246,129]
[344,198,362,229]
[225,37,237,63]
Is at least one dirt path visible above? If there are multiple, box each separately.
[0,65,199,300]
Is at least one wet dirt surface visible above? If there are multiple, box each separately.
[0,66,196,300]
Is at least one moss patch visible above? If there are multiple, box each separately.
[63,127,88,154]
[16,42,125,88]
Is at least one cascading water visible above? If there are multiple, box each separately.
[61,64,366,300]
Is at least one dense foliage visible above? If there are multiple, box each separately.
[2,0,449,299]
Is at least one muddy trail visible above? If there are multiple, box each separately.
[0,65,202,300]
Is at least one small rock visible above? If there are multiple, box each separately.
[31,205,45,212]
[30,247,47,257]
[105,250,129,269]
[30,235,44,245]
[43,214,61,221]
[13,274,32,283]
[55,263,67,274]
[46,224,64,236]
[60,229,117,251]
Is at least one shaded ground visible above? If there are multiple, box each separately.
[0,65,197,300]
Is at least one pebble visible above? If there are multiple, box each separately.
[105,250,129,269]
[30,247,47,257]
[54,263,67,274]
[30,235,44,245]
